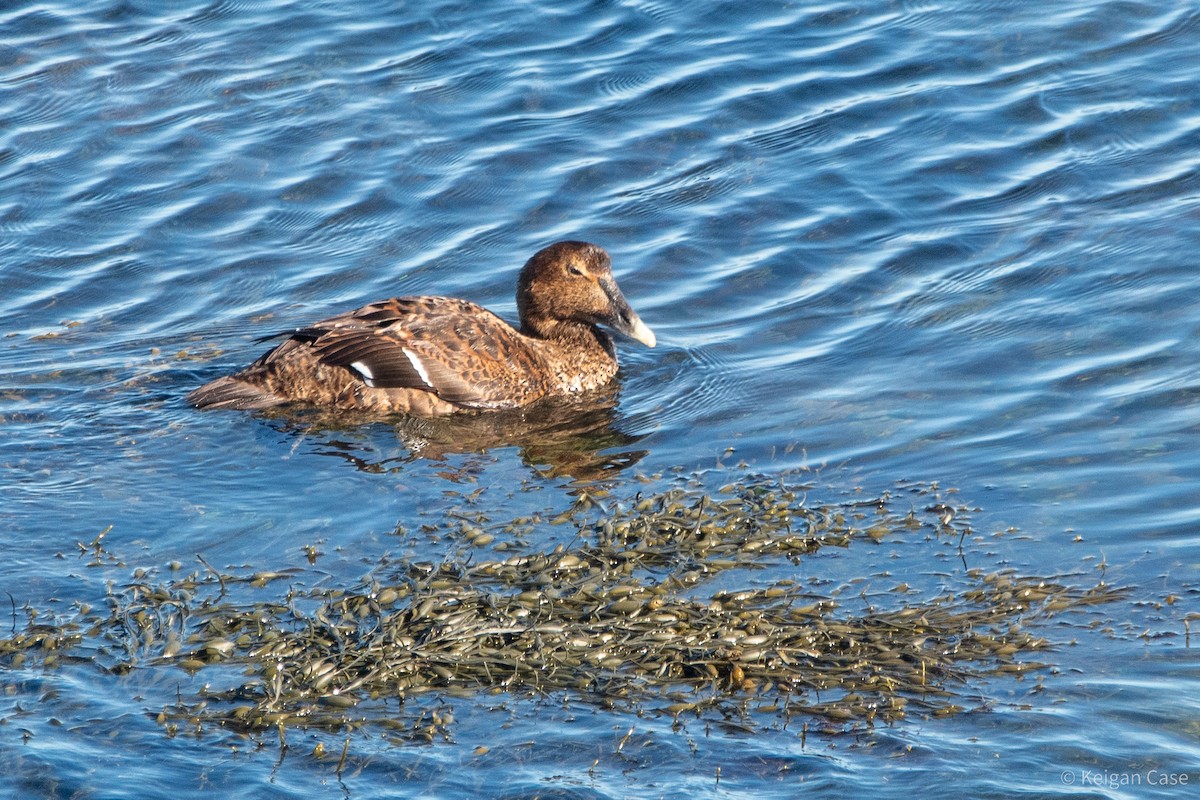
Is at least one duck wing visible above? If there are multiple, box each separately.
[297,297,543,409]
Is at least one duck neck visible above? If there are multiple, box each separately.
[524,317,612,353]
[521,318,617,394]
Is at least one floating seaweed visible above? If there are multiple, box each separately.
[0,474,1129,739]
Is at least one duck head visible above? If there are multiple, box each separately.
[517,241,656,347]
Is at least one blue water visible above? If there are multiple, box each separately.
[3,0,1199,797]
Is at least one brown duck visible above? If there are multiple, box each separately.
[186,241,656,415]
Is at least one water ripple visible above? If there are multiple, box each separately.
[3,0,1199,797]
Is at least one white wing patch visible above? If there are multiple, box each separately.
[402,347,434,390]
[350,360,375,387]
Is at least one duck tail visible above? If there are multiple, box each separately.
[186,375,285,410]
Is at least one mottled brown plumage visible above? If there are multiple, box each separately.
[186,241,656,415]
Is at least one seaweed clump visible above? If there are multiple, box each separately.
[1,476,1125,738]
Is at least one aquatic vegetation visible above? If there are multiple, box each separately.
[0,475,1127,739]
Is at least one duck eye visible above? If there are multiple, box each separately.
[567,265,584,277]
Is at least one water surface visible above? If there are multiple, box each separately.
[2,0,1199,797]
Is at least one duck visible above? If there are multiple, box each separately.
[186,241,656,415]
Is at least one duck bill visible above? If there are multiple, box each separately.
[621,310,656,348]
[601,278,657,348]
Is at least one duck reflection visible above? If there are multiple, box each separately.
[261,384,647,481]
